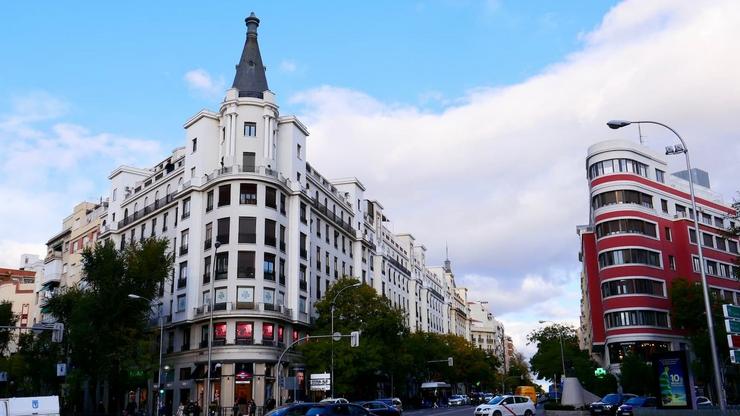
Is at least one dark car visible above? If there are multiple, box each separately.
[589,394,638,416]
[616,397,657,416]
[377,398,403,413]
[305,403,372,416]
[265,403,318,416]
[359,401,400,416]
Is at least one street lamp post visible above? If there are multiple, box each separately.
[607,120,726,411]
[205,241,221,413]
[128,293,164,415]
[539,320,566,403]
[330,282,361,399]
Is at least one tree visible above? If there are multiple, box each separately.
[44,238,173,414]
[0,301,17,355]
[619,352,653,396]
[527,324,616,396]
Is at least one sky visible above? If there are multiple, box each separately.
[2,1,740,361]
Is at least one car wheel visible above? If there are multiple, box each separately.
[493,411,501,416]
[524,411,532,416]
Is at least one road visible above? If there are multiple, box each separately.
[405,404,546,416]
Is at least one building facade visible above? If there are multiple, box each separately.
[0,266,36,353]
[74,14,475,409]
[578,139,740,372]
[468,300,506,368]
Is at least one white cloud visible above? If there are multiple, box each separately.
[280,59,298,73]
[292,0,740,353]
[183,68,225,98]
[0,92,162,268]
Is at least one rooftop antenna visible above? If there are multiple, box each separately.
[444,243,451,272]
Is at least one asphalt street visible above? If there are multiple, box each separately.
[405,404,546,416]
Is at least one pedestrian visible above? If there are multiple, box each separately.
[249,400,256,416]
[232,402,240,416]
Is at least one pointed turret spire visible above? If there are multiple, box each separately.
[444,243,452,272]
[232,12,269,98]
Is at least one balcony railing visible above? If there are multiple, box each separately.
[237,268,256,279]
[236,302,255,310]
[310,200,357,237]
[177,279,187,289]
[118,192,178,229]
[179,246,188,256]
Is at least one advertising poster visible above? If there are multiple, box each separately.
[653,351,694,409]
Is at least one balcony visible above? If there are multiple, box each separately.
[236,302,256,310]
[179,246,188,256]
[204,239,212,250]
[118,192,178,228]
[237,268,256,279]
[177,279,187,289]
[203,273,211,284]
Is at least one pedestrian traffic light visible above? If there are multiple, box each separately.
[350,331,360,347]
[448,357,454,367]
[594,368,606,378]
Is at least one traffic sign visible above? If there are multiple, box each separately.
[57,363,67,377]
[729,335,740,349]
[724,304,740,320]
[731,350,740,365]
[310,373,331,391]
[332,332,342,342]
[726,319,740,334]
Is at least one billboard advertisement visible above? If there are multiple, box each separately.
[653,351,694,410]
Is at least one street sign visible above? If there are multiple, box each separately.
[0,372,7,382]
[724,304,740,320]
[57,363,67,377]
[332,332,342,342]
[731,350,740,365]
[447,357,454,367]
[310,373,330,391]
[350,331,360,347]
[725,319,740,334]
[729,335,740,349]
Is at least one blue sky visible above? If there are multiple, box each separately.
[1,1,616,141]
[3,1,740,359]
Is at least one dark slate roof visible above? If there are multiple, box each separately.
[232,13,269,99]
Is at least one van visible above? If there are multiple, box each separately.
[0,396,60,416]
[515,386,537,404]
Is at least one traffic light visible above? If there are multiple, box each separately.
[52,323,64,343]
[350,331,360,347]
[159,389,165,395]
[448,357,454,367]
[594,368,607,378]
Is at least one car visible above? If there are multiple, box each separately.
[616,397,657,416]
[319,398,350,404]
[462,395,471,405]
[377,398,403,413]
[306,403,371,416]
[589,394,638,416]
[265,403,319,416]
[358,401,400,416]
[448,395,465,406]
[696,396,713,407]
[475,395,535,416]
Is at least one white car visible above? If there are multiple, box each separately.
[475,395,535,416]
[320,398,349,404]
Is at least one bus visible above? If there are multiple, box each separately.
[420,382,452,407]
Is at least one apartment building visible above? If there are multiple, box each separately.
[469,300,506,368]
[578,139,739,372]
[0,266,36,353]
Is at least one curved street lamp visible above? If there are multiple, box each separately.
[330,281,361,399]
[607,120,726,411]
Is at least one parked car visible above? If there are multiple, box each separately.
[358,401,400,416]
[616,397,657,416]
[306,403,371,416]
[448,395,465,406]
[265,403,318,416]
[475,395,535,416]
[696,396,713,407]
[377,398,403,413]
[589,394,638,416]
[319,398,350,404]
[462,395,472,405]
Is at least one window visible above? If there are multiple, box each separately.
[237,286,254,307]
[214,322,227,341]
[655,169,665,183]
[204,223,213,249]
[201,325,209,347]
[668,255,676,270]
[588,158,649,179]
[664,227,671,241]
[661,199,669,214]
[214,287,228,308]
[215,252,228,280]
[218,185,231,207]
[237,251,256,278]
[299,265,307,289]
[264,253,276,281]
[177,294,187,312]
[297,144,302,159]
[239,184,257,205]
[182,198,191,219]
[715,236,727,251]
[178,262,188,288]
[598,248,661,268]
[244,122,256,137]
[151,218,157,237]
[192,138,197,152]
[266,187,277,209]
[299,296,307,313]
[279,258,286,285]
[729,240,739,254]
[203,256,211,283]
[265,219,276,246]
[592,190,653,209]
[236,322,254,343]
[601,279,664,298]
[702,232,714,248]
[604,310,669,329]
[277,291,285,306]
[238,216,256,244]
[242,152,255,172]
[264,288,275,308]
[279,225,286,252]
[280,193,286,215]
[206,190,214,212]
[191,167,196,178]
[689,229,697,244]
[217,218,230,244]
[262,323,275,342]
[300,202,307,223]
[180,229,189,255]
[299,233,307,259]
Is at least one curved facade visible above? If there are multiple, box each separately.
[578,140,739,371]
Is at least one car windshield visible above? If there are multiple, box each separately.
[601,394,620,405]
[624,398,644,406]
[488,396,504,405]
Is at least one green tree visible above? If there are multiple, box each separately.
[45,238,173,414]
[0,300,17,354]
[619,352,653,396]
[527,324,616,396]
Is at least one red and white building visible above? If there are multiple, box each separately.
[578,139,739,372]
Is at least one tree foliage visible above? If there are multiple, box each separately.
[0,301,17,355]
[44,238,173,413]
[619,352,653,396]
